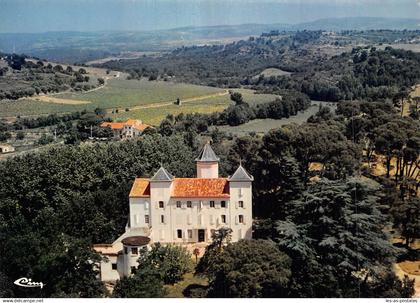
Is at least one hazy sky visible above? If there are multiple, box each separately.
[0,0,419,33]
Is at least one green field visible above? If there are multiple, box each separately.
[112,88,278,125]
[0,75,279,126]
[0,77,225,117]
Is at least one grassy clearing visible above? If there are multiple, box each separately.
[164,272,208,298]
[216,101,337,135]
[256,67,292,78]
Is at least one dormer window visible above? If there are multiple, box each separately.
[159,201,164,208]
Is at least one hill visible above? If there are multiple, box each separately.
[0,17,418,63]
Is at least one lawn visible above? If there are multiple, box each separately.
[164,272,208,298]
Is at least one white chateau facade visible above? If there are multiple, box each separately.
[94,142,253,281]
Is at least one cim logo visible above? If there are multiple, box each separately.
[14,277,45,289]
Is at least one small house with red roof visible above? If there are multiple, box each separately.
[93,142,253,281]
[100,119,151,139]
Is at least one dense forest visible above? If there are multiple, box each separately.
[99,32,420,103]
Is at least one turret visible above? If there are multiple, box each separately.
[150,166,173,209]
[228,163,253,240]
[195,142,219,178]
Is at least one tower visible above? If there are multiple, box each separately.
[228,163,254,241]
[195,142,219,178]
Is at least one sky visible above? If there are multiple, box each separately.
[0,0,419,33]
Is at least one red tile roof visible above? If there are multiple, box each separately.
[101,119,151,132]
[129,178,151,197]
[101,122,124,130]
[134,123,151,131]
[125,119,139,126]
[172,178,230,198]
[129,177,230,198]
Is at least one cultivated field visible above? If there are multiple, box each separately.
[0,77,226,117]
[113,88,278,125]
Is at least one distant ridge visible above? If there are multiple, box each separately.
[292,17,420,31]
[0,17,418,63]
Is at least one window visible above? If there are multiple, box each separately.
[145,215,149,224]
[112,263,117,270]
[124,247,128,254]
[161,215,165,224]
[159,201,164,208]
[176,201,181,208]
[239,215,244,223]
[221,215,226,223]
[187,229,193,239]
[221,201,226,208]
[210,201,215,208]
[177,229,183,239]
[238,200,244,208]
[131,247,138,255]
[187,201,192,208]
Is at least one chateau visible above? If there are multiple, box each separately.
[94,142,253,281]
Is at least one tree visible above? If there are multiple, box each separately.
[0,271,14,297]
[196,227,233,275]
[16,131,25,140]
[137,243,192,285]
[193,248,200,264]
[66,66,73,74]
[229,91,244,105]
[97,78,105,85]
[94,107,107,117]
[390,197,420,248]
[159,119,174,136]
[112,266,164,298]
[273,178,410,297]
[0,131,12,142]
[38,134,54,145]
[32,236,106,297]
[198,239,291,298]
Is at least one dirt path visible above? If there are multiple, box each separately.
[107,90,229,113]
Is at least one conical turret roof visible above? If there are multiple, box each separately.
[150,166,174,182]
[195,142,219,162]
[228,164,254,182]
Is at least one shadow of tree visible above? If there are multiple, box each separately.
[182,284,208,298]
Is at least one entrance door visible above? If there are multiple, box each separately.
[198,229,205,242]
